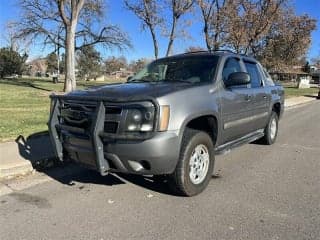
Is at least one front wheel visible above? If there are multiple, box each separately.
[169,128,215,196]
[261,111,279,145]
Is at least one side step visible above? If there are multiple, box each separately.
[215,129,264,155]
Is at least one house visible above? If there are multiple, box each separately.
[26,58,47,77]
[269,65,312,82]
[108,68,134,79]
[310,65,320,83]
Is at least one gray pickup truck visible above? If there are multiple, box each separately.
[49,50,284,196]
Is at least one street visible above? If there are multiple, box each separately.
[1,101,319,240]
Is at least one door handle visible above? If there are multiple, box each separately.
[245,94,252,101]
[263,95,267,99]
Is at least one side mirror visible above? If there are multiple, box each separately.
[225,72,250,87]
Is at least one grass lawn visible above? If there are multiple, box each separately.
[282,82,319,98]
[0,77,120,142]
[0,78,319,142]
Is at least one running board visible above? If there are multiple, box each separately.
[215,129,264,155]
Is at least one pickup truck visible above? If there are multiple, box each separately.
[49,50,284,196]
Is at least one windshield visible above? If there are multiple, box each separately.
[129,56,219,84]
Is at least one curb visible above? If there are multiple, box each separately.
[284,95,317,108]
[0,132,55,180]
[0,163,34,180]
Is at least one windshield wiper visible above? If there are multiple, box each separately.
[128,79,156,83]
[163,79,193,84]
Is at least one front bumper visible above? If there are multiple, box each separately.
[48,96,180,175]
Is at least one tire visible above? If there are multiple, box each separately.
[261,111,279,145]
[169,128,215,196]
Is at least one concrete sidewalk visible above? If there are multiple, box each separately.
[0,95,318,180]
[0,132,55,179]
[284,95,318,108]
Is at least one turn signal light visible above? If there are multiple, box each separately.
[159,105,170,131]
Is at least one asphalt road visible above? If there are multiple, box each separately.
[1,101,319,240]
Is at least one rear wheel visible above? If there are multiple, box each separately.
[169,128,215,196]
[261,111,279,145]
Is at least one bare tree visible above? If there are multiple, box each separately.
[165,0,195,56]
[129,58,151,73]
[104,56,128,74]
[197,0,288,53]
[58,0,84,91]
[185,46,206,52]
[2,23,33,59]
[124,0,162,59]
[197,0,215,50]
[197,0,229,51]
[225,0,286,54]
[256,9,316,71]
[13,0,131,92]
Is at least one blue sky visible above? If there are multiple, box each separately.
[0,0,319,61]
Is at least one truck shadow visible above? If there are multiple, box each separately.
[117,173,173,195]
[15,131,57,169]
[15,131,174,195]
[42,166,126,187]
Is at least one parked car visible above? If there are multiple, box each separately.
[49,50,284,196]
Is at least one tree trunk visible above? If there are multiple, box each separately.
[213,32,220,50]
[64,25,76,92]
[166,17,177,57]
[150,27,158,59]
[204,22,211,51]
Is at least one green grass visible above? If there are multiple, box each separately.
[282,82,319,98]
[0,77,121,142]
[0,78,318,142]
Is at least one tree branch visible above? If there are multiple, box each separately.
[58,0,70,26]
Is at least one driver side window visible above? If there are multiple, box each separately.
[222,58,242,86]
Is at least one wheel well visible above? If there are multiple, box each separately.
[186,115,218,144]
[273,102,281,117]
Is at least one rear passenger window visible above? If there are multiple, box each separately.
[244,62,262,88]
[222,58,242,85]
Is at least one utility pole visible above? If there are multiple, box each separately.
[52,31,60,83]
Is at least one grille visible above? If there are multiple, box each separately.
[60,100,121,134]
[104,122,119,133]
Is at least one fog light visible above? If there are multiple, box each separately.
[127,124,138,131]
[140,124,153,132]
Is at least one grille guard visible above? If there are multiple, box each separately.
[49,99,109,175]
[48,94,159,176]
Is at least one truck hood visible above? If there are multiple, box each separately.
[67,82,193,101]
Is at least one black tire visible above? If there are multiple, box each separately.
[169,128,215,196]
[261,111,279,145]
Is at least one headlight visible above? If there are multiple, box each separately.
[125,102,155,132]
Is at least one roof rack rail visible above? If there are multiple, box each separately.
[213,49,249,57]
[213,49,235,54]
[183,50,210,54]
[183,49,249,57]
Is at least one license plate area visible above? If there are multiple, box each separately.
[63,137,97,169]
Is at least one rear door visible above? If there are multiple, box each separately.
[243,61,270,131]
[219,57,254,143]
